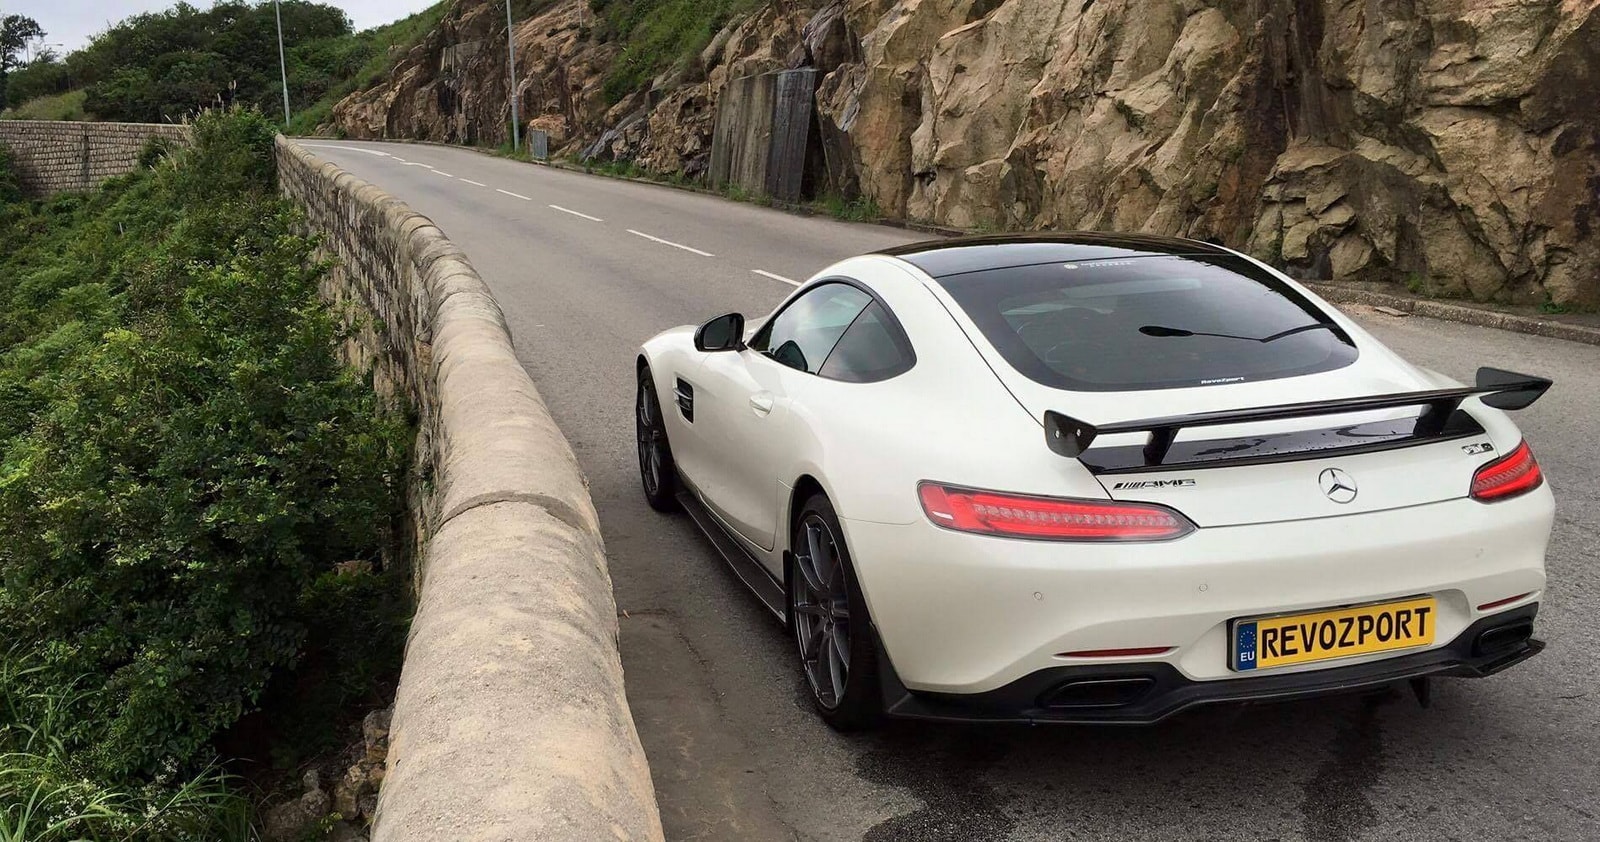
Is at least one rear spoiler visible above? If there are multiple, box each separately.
[1045,367,1551,472]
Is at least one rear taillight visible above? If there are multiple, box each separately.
[1470,441,1543,502]
[917,482,1195,541]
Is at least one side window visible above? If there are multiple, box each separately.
[750,283,872,374]
[819,302,916,382]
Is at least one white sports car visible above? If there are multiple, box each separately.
[635,234,1553,728]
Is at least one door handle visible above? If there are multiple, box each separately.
[749,393,775,416]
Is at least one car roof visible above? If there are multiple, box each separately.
[879,232,1233,279]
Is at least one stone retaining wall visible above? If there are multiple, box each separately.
[0,120,190,196]
[274,136,664,842]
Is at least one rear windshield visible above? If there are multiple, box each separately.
[935,254,1358,391]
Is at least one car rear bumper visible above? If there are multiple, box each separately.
[878,604,1542,724]
[841,490,1553,694]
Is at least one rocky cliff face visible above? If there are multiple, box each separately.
[331,0,1600,307]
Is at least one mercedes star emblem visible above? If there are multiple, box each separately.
[1318,468,1358,504]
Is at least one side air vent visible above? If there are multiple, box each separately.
[675,378,694,422]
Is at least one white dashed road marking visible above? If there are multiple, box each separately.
[497,188,533,201]
[458,178,486,187]
[549,204,602,222]
[627,229,714,257]
[751,269,799,286]
[432,171,455,178]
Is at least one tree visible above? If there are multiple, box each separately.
[0,14,43,72]
[0,14,46,111]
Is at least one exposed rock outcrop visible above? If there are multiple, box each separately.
[331,0,1600,307]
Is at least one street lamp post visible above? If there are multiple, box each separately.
[274,0,291,126]
[505,0,520,153]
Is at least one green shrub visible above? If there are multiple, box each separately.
[0,108,409,786]
[0,143,17,204]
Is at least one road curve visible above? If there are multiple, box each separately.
[301,140,1600,842]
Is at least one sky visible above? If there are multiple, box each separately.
[2,1,441,54]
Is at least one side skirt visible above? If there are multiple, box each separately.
[675,488,787,622]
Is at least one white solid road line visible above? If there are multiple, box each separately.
[627,229,715,257]
[549,204,602,222]
[496,188,533,201]
[458,178,487,187]
[301,143,391,157]
[751,269,800,286]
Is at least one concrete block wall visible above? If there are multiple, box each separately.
[274,137,664,842]
[0,120,190,197]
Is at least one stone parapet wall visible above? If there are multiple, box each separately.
[0,120,190,197]
[274,136,664,842]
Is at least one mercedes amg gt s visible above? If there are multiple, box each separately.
[634,233,1553,728]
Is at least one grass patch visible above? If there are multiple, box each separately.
[0,662,254,841]
[0,89,87,121]
[812,193,881,222]
[1538,296,1574,315]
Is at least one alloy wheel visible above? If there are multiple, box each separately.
[793,514,852,708]
[637,379,665,497]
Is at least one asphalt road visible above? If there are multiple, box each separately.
[302,141,1600,842]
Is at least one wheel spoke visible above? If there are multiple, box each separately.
[825,631,846,701]
[793,601,827,618]
[801,623,823,661]
[827,541,845,591]
[797,531,828,594]
[831,625,851,672]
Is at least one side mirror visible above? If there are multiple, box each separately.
[695,312,745,352]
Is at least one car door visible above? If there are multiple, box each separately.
[691,282,874,552]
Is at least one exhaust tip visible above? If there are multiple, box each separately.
[1474,620,1534,657]
[1039,677,1156,710]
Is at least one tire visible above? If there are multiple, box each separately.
[790,493,884,730]
[636,365,680,512]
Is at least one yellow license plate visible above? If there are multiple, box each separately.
[1231,596,1437,671]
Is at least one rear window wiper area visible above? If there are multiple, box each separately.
[1139,321,1340,343]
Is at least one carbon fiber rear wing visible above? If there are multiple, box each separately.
[1046,367,1552,474]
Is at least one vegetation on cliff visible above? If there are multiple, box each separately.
[0,109,410,838]
[592,0,762,104]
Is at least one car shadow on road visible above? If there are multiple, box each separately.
[850,687,1408,842]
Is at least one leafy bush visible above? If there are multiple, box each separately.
[0,107,409,792]
[0,142,17,203]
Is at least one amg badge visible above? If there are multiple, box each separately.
[1112,479,1197,490]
